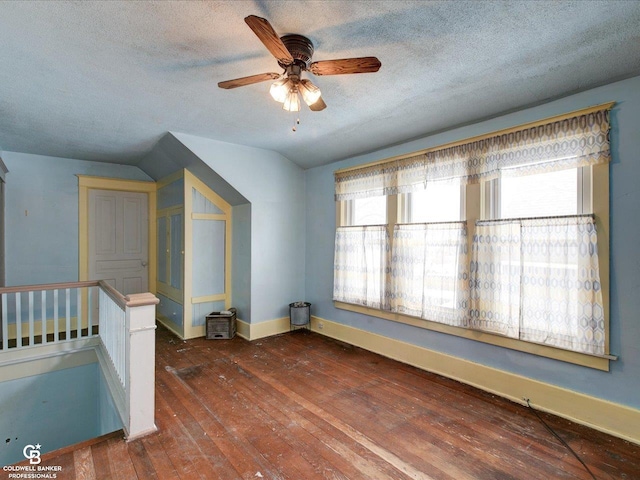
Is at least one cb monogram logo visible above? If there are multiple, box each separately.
[22,444,42,465]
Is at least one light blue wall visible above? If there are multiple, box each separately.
[232,203,251,322]
[304,75,640,410]
[3,152,152,287]
[0,362,121,465]
[174,133,305,324]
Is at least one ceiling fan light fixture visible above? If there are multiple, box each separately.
[219,15,382,121]
[269,77,291,103]
[299,79,322,106]
[283,87,301,112]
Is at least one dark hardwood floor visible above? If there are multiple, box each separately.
[17,325,640,479]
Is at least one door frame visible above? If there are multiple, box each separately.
[78,175,157,293]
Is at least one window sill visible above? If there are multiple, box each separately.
[334,301,613,371]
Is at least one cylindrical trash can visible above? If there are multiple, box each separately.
[289,301,311,329]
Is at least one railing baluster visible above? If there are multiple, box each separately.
[41,290,47,344]
[77,288,82,339]
[65,288,71,340]
[28,291,34,346]
[54,289,59,342]
[1,294,8,351]
[88,286,93,336]
[16,292,22,348]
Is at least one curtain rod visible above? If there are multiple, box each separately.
[335,101,615,175]
[395,220,467,227]
[476,213,595,225]
[336,224,388,229]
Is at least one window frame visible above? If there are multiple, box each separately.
[342,195,388,227]
[482,166,592,220]
[335,163,611,371]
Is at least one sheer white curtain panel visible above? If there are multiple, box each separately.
[333,226,390,310]
[391,222,469,326]
[470,215,605,355]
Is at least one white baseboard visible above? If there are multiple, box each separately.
[310,315,640,446]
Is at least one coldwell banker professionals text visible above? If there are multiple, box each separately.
[2,465,62,478]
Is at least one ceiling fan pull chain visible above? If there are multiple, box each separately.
[292,111,301,132]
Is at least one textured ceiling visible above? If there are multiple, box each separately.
[1,1,640,169]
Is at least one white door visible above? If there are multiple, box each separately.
[88,189,149,294]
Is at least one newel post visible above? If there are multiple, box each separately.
[124,292,159,440]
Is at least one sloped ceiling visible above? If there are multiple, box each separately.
[1,1,639,169]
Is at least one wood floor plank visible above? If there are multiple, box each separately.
[153,390,210,480]
[127,441,159,480]
[90,440,116,480]
[73,446,97,480]
[53,451,76,480]
[155,381,242,479]
[106,437,138,480]
[140,431,181,480]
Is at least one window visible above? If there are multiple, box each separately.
[393,179,468,325]
[473,165,605,355]
[401,180,464,223]
[343,195,386,226]
[333,104,612,366]
[335,195,389,309]
[485,166,590,219]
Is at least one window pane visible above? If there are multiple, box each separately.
[406,180,461,223]
[501,168,577,218]
[351,196,386,226]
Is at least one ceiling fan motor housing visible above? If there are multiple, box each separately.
[279,34,314,69]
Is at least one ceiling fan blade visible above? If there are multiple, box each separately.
[309,57,381,76]
[244,15,294,66]
[309,96,327,111]
[218,72,280,89]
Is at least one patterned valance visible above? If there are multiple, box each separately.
[335,105,612,201]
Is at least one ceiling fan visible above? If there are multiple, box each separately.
[218,15,381,114]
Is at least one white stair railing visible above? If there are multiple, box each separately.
[0,281,98,350]
[0,280,158,440]
[98,284,128,388]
